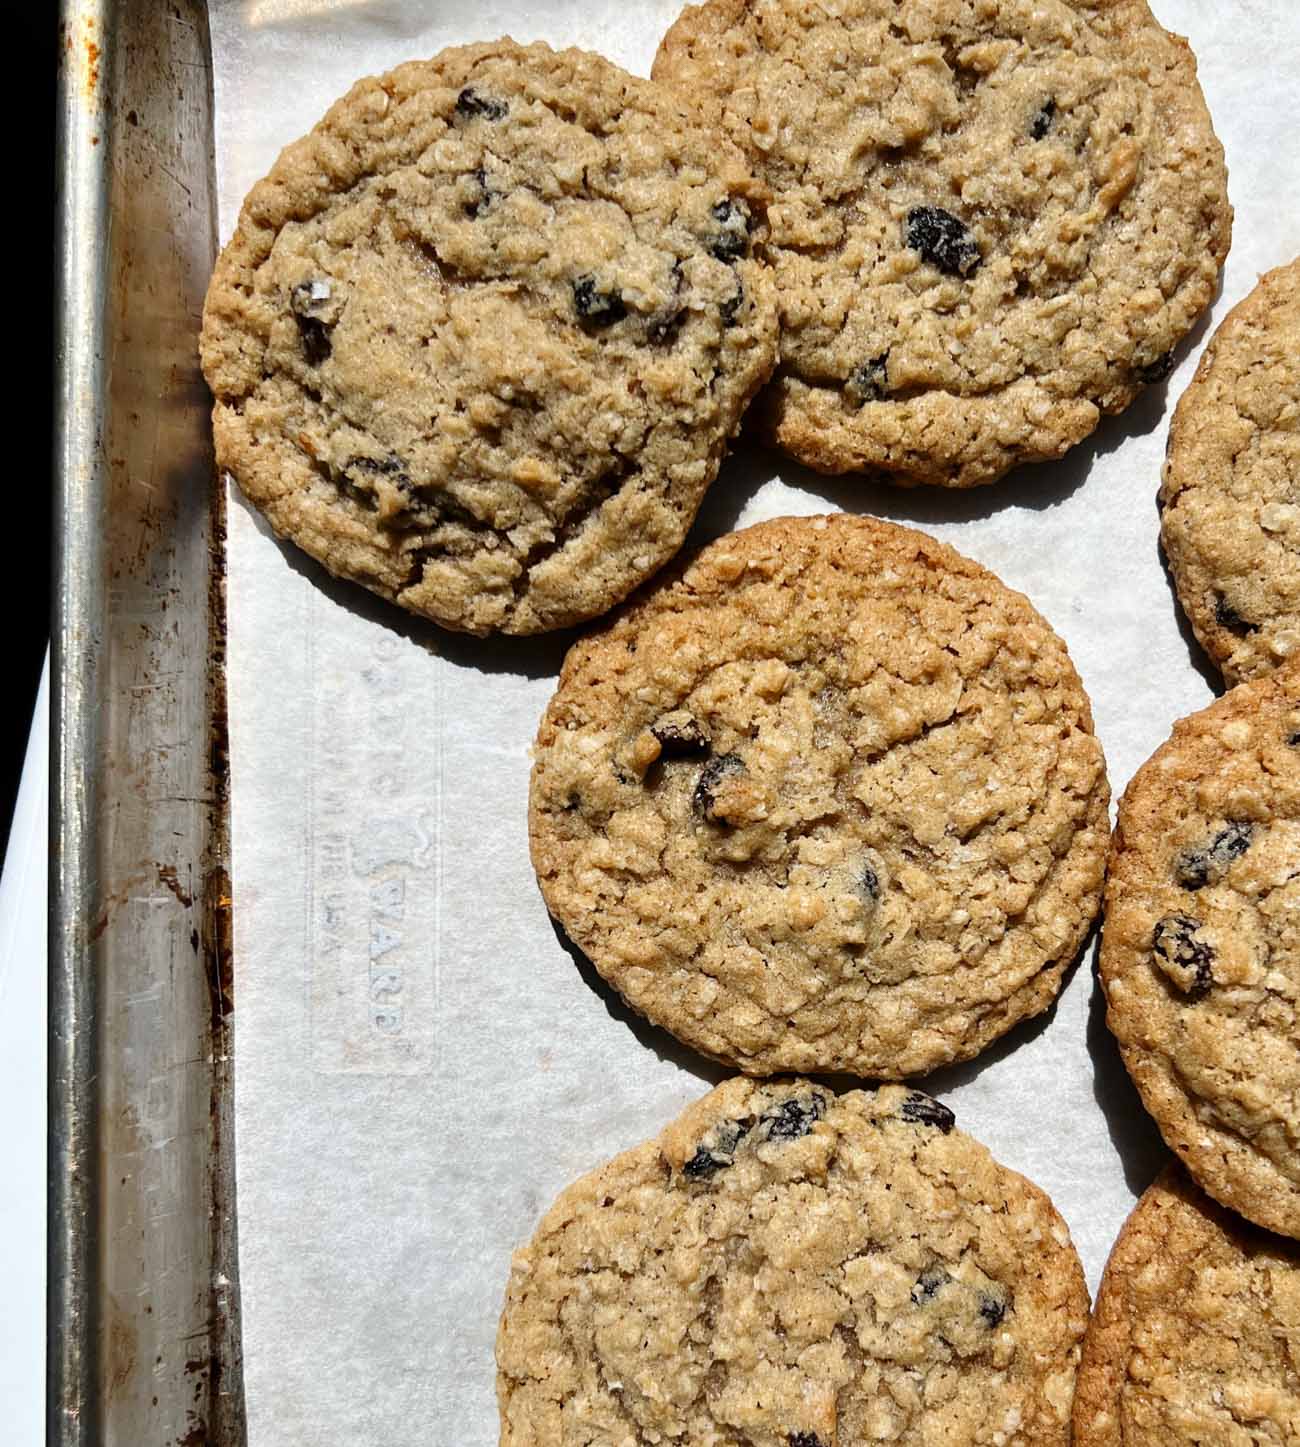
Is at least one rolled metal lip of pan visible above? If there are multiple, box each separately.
[52,2,244,1442]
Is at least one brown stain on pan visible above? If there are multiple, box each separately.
[157,862,194,909]
[61,14,101,101]
[207,868,235,1034]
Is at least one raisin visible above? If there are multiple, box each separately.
[455,87,506,121]
[789,1436,824,1447]
[911,1266,950,1305]
[709,197,752,263]
[651,715,711,758]
[682,1145,725,1180]
[1030,98,1057,140]
[1151,914,1214,996]
[978,1292,1008,1327]
[905,206,981,277]
[860,861,881,903]
[290,279,335,364]
[572,276,626,328]
[846,352,891,405]
[899,1091,956,1133]
[1215,595,1258,636]
[1135,351,1176,384]
[720,284,744,326]
[1289,732,1300,747]
[682,1118,751,1180]
[693,753,746,825]
[760,1092,826,1142]
[296,315,331,366]
[1175,822,1254,890]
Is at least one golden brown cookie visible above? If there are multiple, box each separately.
[1073,1165,1300,1445]
[653,0,1231,487]
[1099,665,1300,1239]
[201,39,778,635]
[498,1079,1090,1446]
[530,513,1110,1077]
[1160,258,1300,684]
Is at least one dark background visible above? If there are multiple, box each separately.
[4,13,55,862]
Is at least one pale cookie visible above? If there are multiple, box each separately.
[497,1079,1089,1446]
[1161,258,1300,684]
[653,0,1231,488]
[1100,665,1300,1239]
[1073,1165,1300,1445]
[529,513,1110,1077]
[201,40,778,635]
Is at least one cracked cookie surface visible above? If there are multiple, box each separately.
[1073,1165,1300,1445]
[497,1079,1089,1446]
[652,0,1231,487]
[200,39,778,635]
[1100,665,1300,1238]
[1161,258,1300,684]
[529,514,1110,1077]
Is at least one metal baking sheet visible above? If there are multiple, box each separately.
[52,1,243,1443]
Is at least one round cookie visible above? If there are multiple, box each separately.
[1073,1165,1300,1444]
[200,40,778,635]
[498,1078,1090,1446]
[652,0,1231,488]
[1099,664,1300,1239]
[529,513,1110,1077]
[1160,258,1300,684]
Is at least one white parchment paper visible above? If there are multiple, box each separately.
[208,3,1300,1441]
